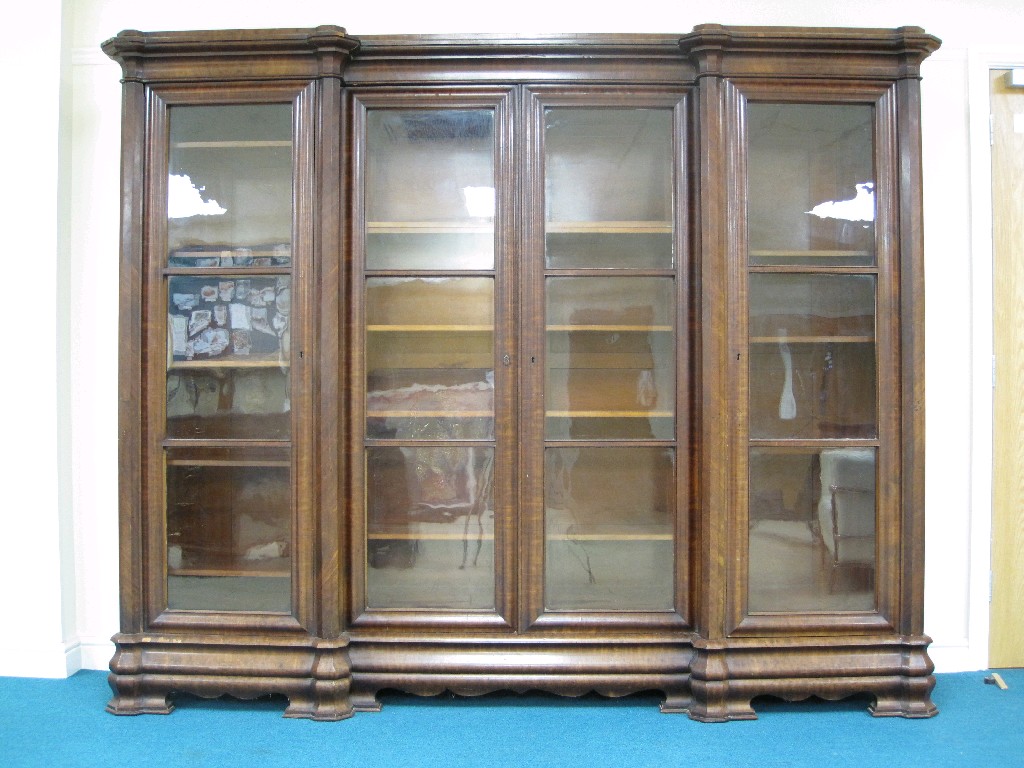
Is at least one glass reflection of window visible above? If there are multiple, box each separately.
[747,103,875,265]
[364,109,495,271]
[168,173,227,218]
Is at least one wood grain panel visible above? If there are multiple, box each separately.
[991,69,1024,668]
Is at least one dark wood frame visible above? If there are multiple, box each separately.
[347,87,519,635]
[519,85,692,634]
[102,24,940,722]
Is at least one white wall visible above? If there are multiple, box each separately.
[10,0,1018,677]
[0,0,78,677]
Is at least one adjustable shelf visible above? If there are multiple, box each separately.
[749,335,874,344]
[368,532,495,541]
[548,533,673,541]
[547,325,673,332]
[169,354,289,370]
[367,410,492,418]
[547,410,672,418]
[546,220,672,234]
[170,562,289,578]
[749,249,872,259]
[367,221,493,234]
[172,140,291,149]
[165,458,290,468]
[367,324,492,332]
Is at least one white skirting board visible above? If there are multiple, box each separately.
[0,637,114,679]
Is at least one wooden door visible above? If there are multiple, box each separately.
[726,84,902,637]
[519,89,690,631]
[349,90,518,630]
[991,68,1024,668]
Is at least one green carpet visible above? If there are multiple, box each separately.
[1,669,1020,767]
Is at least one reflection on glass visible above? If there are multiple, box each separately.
[166,456,291,612]
[166,370,290,440]
[168,104,293,256]
[365,109,495,270]
[365,277,494,440]
[545,448,674,610]
[747,103,874,266]
[546,277,674,439]
[545,108,673,268]
[166,275,292,439]
[365,447,495,609]
[748,448,875,612]
[749,274,876,439]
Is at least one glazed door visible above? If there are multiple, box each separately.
[351,91,516,629]
[522,90,690,630]
[150,84,317,625]
[350,87,689,631]
[729,83,902,634]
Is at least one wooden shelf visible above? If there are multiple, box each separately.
[546,221,672,234]
[166,458,290,468]
[170,565,289,577]
[367,324,492,332]
[367,410,492,418]
[367,221,493,234]
[749,249,872,259]
[547,325,673,333]
[164,267,293,278]
[547,533,673,541]
[747,440,879,451]
[172,140,291,149]
[368,531,670,542]
[749,335,874,344]
[168,551,290,579]
[368,532,495,541]
[546,410,673,418]
[169,354,288,370]
[170,247,290,258]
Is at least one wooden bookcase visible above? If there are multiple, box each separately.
[102,24,940,721]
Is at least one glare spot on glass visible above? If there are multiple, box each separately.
[168,173,227,218]
[806,182,874,223]
[462,186,495,219]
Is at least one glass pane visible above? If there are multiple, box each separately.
[365,109,494,270]
[749,274,876,439]
[166,449,291,612]
[545,108,673,268]
[748,448,875,612]
[747,103,874,267]
[545,447,674,611]
[546,277,674,440]
[366,277,494,440]
[168,104,292,257]
[366,446,495,609]
[166,371,290,440]
[166,275,291,439]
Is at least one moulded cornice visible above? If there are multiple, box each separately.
[679,24,943,81]
[100,26,360,83]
